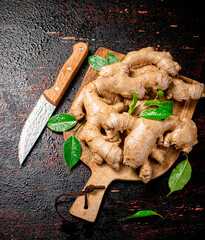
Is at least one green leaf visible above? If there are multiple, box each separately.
[140,108,173,120]
[107,52,120,64]
[128,92,138,114]
[157,90,164,99]
[88,55,108,71]
[120,210,164,220]
[158,101,174,113]
[167,154,192,196]
[143,99,161,107]
[63,135,81,173]
[47,113,77,132]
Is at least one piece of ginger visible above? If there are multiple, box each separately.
[166,78,204,101]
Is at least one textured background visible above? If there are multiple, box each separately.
[0,0,204,239]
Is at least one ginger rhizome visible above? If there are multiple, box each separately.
[104,113,198,183]
[70,47,204,183]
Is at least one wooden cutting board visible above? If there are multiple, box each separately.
[63,47,198,222]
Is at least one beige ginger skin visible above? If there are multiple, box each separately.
[70,47,204,183]
[104,113,198,183]
[72,82,126,169]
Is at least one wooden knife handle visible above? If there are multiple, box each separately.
[43,42,89,106]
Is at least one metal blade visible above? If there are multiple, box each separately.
[18,95,56,165]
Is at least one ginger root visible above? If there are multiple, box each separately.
[162,118,198,153]
[70,82,126,169]
[96,64,172,99]
[100,47,181,77]
[70,47,203,182]
[166,78,204,101]
[104,113,198,183]
[98,47,204,101]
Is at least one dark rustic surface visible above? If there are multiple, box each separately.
[0,0,204,239]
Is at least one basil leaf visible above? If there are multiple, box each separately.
[107,52,120,64]
[167,154,192,196]
[140,108,173,120]
[157,90,164,99]
[120,210,164,220]
[63,135,81,173]
[128,92,138,114]
[143,99,161,107]
[88,55,108,71]
[158,101,174,113]
[47,113,77,132]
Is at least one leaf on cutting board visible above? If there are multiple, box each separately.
[120,210,164,220]
[107,52,120,64]
[140,108,173,120]
[143,100,174,114]
[63,135,81,173]
[88,55,108,71]
[167,153,192,196]
[128,92,138,114]
[143,99,161,107]
[157,90,164,99]
[47,113,77,132]
[158,101,174,113]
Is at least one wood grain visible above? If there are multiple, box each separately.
[64,47,199,222]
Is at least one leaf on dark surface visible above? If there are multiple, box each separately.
[63,135,81,173]
[47,113,77,132]
[167,154,192,196]
[88,55,108,71]
[120,210,164,220]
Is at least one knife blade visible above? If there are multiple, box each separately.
[18,42,89,165]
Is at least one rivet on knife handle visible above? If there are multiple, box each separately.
[43,42,89,106]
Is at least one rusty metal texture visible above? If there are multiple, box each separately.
[0,0,204,239]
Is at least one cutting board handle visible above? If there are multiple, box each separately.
[43,42,89,106]
[69,167,115,222]
[69,161,141,222]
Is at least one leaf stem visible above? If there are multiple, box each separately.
[135,103,159,116]
[134,92,160,116]
[166,191,172,197]
[72,119,86,135]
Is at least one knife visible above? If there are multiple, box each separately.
[18,42,89,165]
